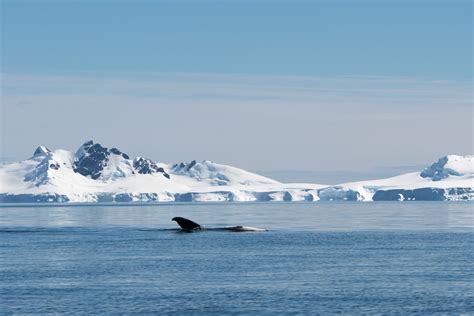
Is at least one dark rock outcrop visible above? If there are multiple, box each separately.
[133,157,170,179]
[73,141,110,179]
[33,146,51,157]
[420,156,463,181]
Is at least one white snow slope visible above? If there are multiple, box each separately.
[0,142,472,203]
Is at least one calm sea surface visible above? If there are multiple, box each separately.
[0,202,473,315]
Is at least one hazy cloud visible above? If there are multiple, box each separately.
[1,72,472,179]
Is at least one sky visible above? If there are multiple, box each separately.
[1,0,472,183]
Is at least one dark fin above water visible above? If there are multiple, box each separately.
[172,217,202,230]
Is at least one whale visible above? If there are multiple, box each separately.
[172,217,202,230]
[171,217,267,232]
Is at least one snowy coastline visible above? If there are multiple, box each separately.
[1,141,472,203]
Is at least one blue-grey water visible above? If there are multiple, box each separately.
[1,202,473,315]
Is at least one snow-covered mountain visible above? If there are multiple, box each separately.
[314,154,473,201]
[0,141,472,203]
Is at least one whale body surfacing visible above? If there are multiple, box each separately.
[171,217,267,232]
[222,225,268,232]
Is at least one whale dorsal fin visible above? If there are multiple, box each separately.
[172,217,201,230]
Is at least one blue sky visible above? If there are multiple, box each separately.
[1,0,472,78]
[1,0,472,183]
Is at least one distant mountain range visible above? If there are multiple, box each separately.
[1,141,472,203]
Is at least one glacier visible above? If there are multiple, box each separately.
[0,141,472,203]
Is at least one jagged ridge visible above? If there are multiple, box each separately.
[72,140,169,180]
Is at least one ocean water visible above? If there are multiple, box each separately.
[0,202,473,315]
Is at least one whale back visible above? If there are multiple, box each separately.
[223,225,268,232]
[172,217,202,230]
